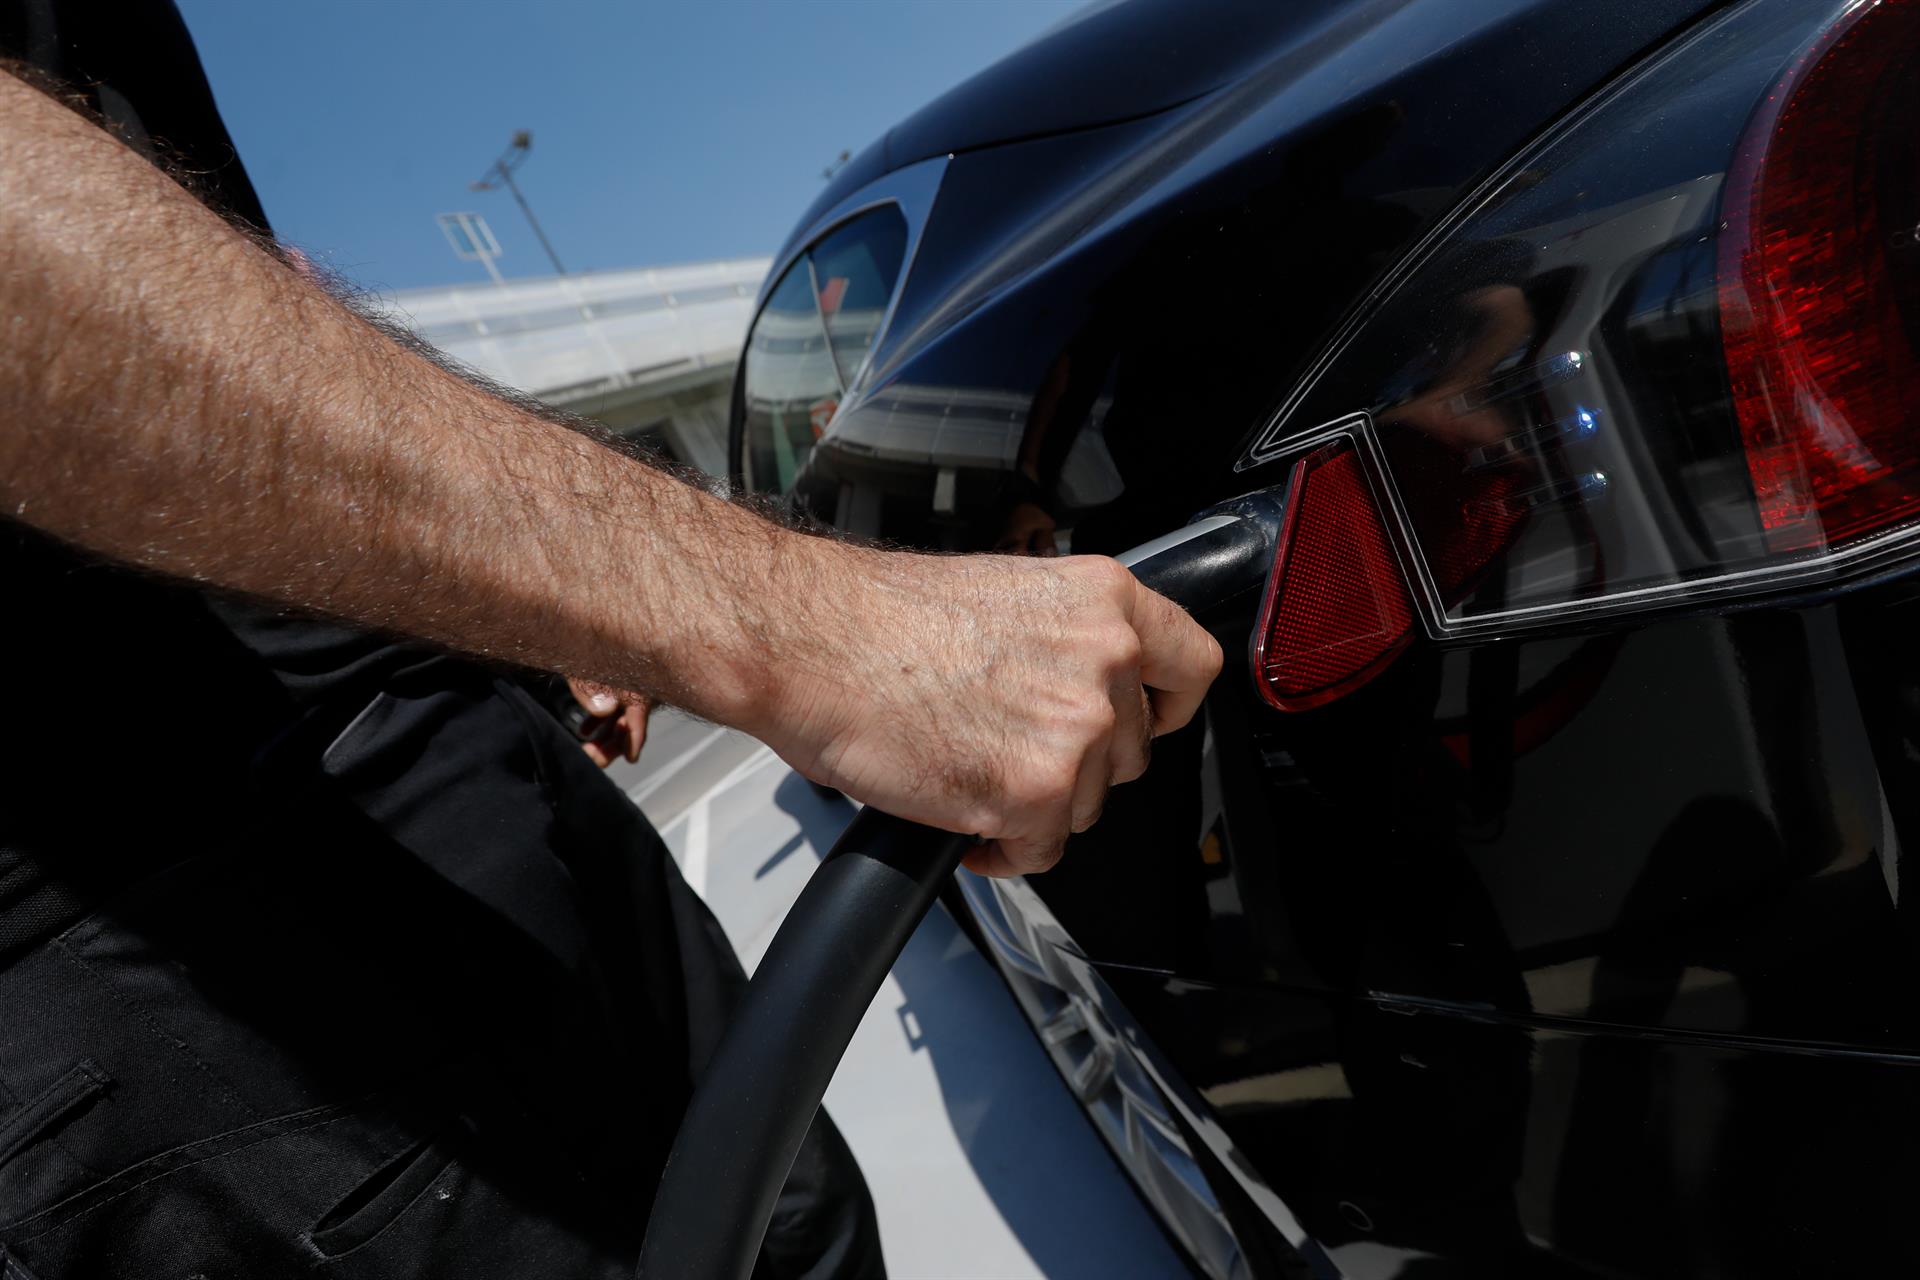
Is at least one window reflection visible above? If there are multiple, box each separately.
[811,208,907,390]
[741,263,836,494]
[738,205,909,495]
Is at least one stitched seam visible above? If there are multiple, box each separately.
[49,935,260,1123]
[5,1104,355,1244]
[0,1061,109,1167]
[1,1101,351,1235]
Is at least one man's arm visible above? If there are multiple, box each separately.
[0,70,1220,874]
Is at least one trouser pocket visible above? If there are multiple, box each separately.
[305,1148,631,1279]
[2,1082,639,1280]
[300,1108,630,1279]
[304,1125,459,1259]
[0,1099,399,1277]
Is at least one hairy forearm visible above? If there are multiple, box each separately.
[0,70,812,722]
[0,70,1226,870]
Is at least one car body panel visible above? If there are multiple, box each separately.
[784,0,1712,554]
[735,0,1920,1273]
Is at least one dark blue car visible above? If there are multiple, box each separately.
[728,2,1920,1274]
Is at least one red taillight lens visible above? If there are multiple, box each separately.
[1253,441,1414,711]
[1720,0,1920,553]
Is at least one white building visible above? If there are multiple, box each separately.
[375,256,770,476]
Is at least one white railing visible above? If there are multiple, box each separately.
[373,256,772,404]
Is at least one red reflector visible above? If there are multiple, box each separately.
[1719,0,1920,553]
[1254,441,1415,711]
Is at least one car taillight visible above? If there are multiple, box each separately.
[1252,440,1413,711]
[1241,0,1920,709]
[1720,0,1920,554]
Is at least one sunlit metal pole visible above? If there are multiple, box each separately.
[472,130,567,276]
[474,241,508,285]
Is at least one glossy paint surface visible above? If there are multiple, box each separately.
[780,0,1711,554]
[1075,585,1920,1276]
[736,0,1920,1273]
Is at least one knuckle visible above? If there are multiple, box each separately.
[1112,748,1148,786]
[1021,838,1068,874]
[1101,559,1140,603]
[1011,767,1072,813]
[1105,627,1143,672]
[963,804,1002,838]
[1072,554,1134,599]
[1042,760,1081,801]
[1078,696,1118,740]
[1077,620,1139,679]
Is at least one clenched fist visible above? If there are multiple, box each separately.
[735,546,1223,877]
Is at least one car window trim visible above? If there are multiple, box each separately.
[754,154,949,417]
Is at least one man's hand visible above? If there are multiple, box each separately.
[741,548,1222,877]
[567,678,651,768]
[0,67,1221,875]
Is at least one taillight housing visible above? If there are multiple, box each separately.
[1243,0,1920,709]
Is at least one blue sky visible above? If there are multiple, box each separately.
[176,0,1083,293]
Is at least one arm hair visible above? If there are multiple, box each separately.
[0,66,834,726]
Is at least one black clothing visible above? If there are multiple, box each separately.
[0,0,268,223]
[0,5,880,1276]
[1,612,881,1276]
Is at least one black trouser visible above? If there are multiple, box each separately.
[0,664,881,1278]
